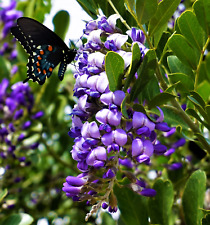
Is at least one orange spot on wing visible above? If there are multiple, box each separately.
[37,55,42,60]
[43,69,47,75]
[40,50,44,55]
[48,45,53,51]
[36,61,40,67]
[49,67,53,72]
[37,68,41,73]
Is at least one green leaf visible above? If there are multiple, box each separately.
[124,43,141,92]
[186,108,210,130]
[182,170,206,225]
[133,104,146,114]
[105,52,124,92]
[148,92,176,109]
[187,92,210,123]
[148,0,180,36]
[165,82,179,93]
[148,179,174,225]
[114,185,148,225]
[136,0,158,24]
[53,10,70,41]
[130,49,156,101]
[161,107,188,130]
[101,212,116,225]
[0,56,10,79]
[167,55,194,79]
[205,105,210,120]
[124,0,135,16]
[193,0,210,35]
[189,91,206,109]
[197,81,210,103]
[138,75,160,103]
[0,213,34,225]
[177,10,205,51]
[168,73,194,91]
[168,34,199,70]
[76,0,98,19]
[205,53,210,82]
[0,189,8,202]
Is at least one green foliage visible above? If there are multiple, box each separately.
[1,0,210,224]
[148,179,174,225]
[105,51,125,91]
[182,170,206,225]
[53,10,70,40]
[148,0,180,36]
[114,185,148,225]
[0,213,34,225]
[130,49,157,101]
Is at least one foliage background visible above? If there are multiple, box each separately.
[0,0,210,224]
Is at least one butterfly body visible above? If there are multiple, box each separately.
[11,17,76,84]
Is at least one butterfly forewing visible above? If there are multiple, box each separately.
[11,17,76,85]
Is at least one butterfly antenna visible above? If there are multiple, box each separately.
[23,77,30,83]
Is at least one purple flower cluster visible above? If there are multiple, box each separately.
[0,0,22,74]
[0,78,43,184]
[63,14,177,219]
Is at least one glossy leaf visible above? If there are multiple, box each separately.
[161,107,188,129]
[167,55,194,79]
[76,0,98,19]
[124,0,135,16]
[105,51,124,92]
[0,189,7,202]
[186,108,210,130]
[177,10,204,51]
[205,53,210,82]
[168,34,199,69]
[197,80,210,103]
[182,170,206,225]
[205,105,210,119]
[148,0,180,36]
[168,73,194,91]
[130,49,157,101]
[148,92,176,109]
[53,10,70,40]
[137,75,160,103]
[193,0,210,35]
[114,185,148,225]
[136,0,158,24]
[0,213,34,225]
[148,179,174,225]
[189,91,206,109]
[124,43,141,92]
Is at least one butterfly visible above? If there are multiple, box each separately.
[11,17,77,85]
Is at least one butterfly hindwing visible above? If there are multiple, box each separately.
[11,17,76,84]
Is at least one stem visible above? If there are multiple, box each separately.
[107,0,131,30]
[194,37,210,90]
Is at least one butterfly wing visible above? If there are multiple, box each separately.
[11,17,75,84]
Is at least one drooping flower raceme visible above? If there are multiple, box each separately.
[0,0,22,74]
[0,79,43,200]
[63,14,176,219]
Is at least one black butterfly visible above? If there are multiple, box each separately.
[11,17,77,85]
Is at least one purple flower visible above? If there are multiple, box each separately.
[140,188,156,197]
[0,79,43,191]
[167,162,183,170]
[63,14,181,219]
